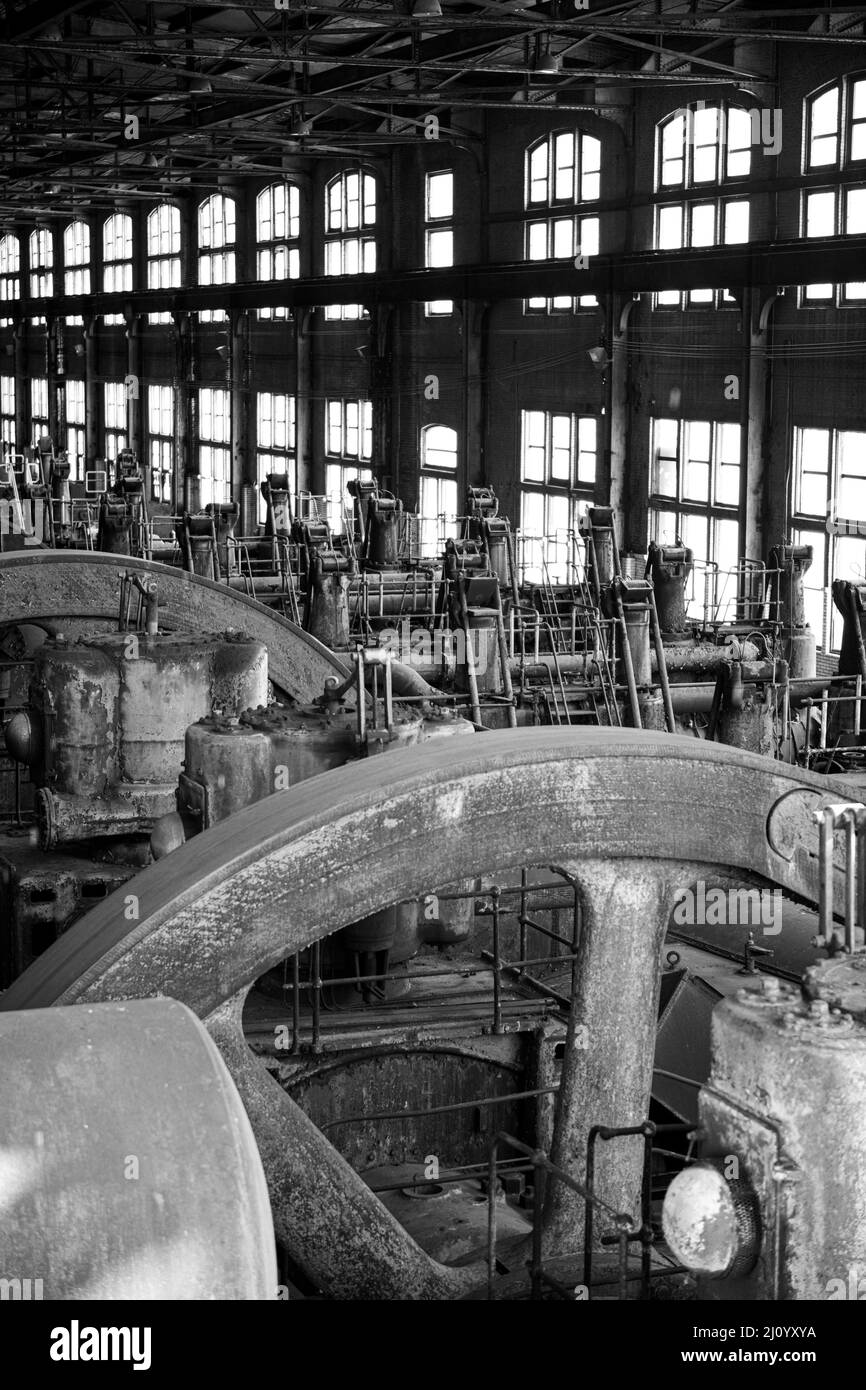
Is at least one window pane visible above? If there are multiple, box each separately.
[846,186,866,234]
[805,190,836,238]
[658,206,683,250]
[690,203,715,247]
[837,431,866,520]
[797,428,830,515]
[724,200,750,244]
[426,172,453,220]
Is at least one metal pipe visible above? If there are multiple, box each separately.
[457,579,482,726]
[648,588,676,732]
[612,586,642,729]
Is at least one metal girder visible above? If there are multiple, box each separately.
[0,550,349,704]
[0,726,852,1298]
[11,235,866,315]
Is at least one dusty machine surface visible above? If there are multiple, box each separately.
[2,527,866,1303]
[3,721,866,1302]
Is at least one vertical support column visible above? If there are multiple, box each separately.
[745,292,773,566]
[544,858,674,1253]
[46,316,59,448]
[127,314,142,459]
[463,301,487,495]
[13,321,27,452]
[84,315,98,466]
[295,308,312,499]
[233,309,254,533]
[609,296,634,533]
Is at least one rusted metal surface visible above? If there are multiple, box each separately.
[0,549,349,704]
[0,727,854,1299]
[0,998,276,1299]
[696,978,866,1300]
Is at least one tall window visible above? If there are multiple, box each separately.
[649,418,741,619]
[104,382,127,461]
[425,171,453,317]
[64,379,85,481]
[791,426,866,650]
[524,131,600,313]
[30,228,53,324]
[31,378,49,446]
[324,171,376,321]
[325,397,373,530]
[147,204,181,325]
[520,410,597,582]
[256,183,300,320]
[256,392,296,521]
[802,77,866,303]
[103,212,132,325]
[1,376,16,455]
[655,105,751,307]
[420,425,458,554]
[0,234,20,327]
[148,384,174,505]
[198,386,231,507]
[63,221,90,326]
[198,194,236,324]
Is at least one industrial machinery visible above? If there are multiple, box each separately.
[2,727,863,1301]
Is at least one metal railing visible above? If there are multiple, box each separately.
[271,869,581,1054]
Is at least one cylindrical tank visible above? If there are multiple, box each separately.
[683,978,866,1300]
[25,632,267,846]
[784,629,817,680]
[0,998,276,1299]
[241,700,424,787]
[181,719,274,828]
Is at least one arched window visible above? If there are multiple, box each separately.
[198,194,236,323]
[256,182,300,320]
[63,220,90,327]
[0,234,20,328]
[524,131,600,313]
[654,104,751,308]
[147,204,181,324]
[324,170,376,321]
[103,213,132,325]
[802,77,866,303]
[419,425,458,555]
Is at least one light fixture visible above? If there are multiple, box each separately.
[534,40,562,75]
[189,76,213,94]
[412,0,442,16]
[587,345,610,372]
[215,344,229,361]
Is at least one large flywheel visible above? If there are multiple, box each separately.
[0,549,348,703]
[0,728,850,1299]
